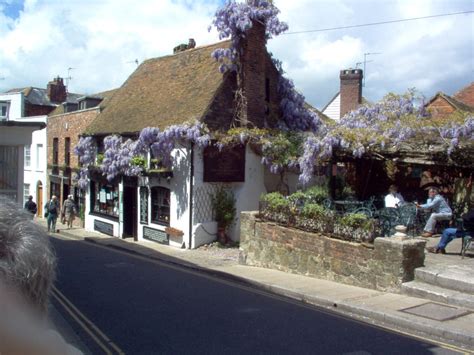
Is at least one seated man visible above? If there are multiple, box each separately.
[384,184,405,208]
[427,208,474,254]
[416,187,452,238]
[0,197,80,354]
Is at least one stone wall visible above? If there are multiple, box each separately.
[240,211,426,293]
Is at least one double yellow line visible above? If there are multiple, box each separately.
[51,285,124,355]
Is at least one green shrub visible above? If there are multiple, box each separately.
[287,190,306,206]
[339,213,372,230]
[260,192,290,213]
[304,185,329,204]
[131,156,147,168]
[211,187,236,231]
[300,203,325,219]
[96,153,104,165]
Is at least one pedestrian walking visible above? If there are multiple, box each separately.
[23,195,37,218]
[44,195,60,233]
[61,195,77,229]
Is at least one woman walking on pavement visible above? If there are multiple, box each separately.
[61,195,77,229]
[44,195,60,233]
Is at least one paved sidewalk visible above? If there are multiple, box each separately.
[39,219,474,351]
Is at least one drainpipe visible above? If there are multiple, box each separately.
[188,142,194,249]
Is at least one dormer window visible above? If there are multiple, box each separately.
[0,101,9,119]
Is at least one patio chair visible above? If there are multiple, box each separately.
[398,203,417,237]
[352,207,373,218]
[454,218,473,259]
[376,207,400,237]
[322,198,334,210]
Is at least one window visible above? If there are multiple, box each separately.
[52,138,59,165]
[23,184,30,205]
[0,102,8,119]
[24,145,31,168]
[151,187,170,225]
[64,137,71,167]
[36,144,43,170]
[90,180,119,218]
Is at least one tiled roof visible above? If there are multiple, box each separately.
[427,92,474,113]
[85,41,230,135]
[48,88,118,116]
[4,87,82,106]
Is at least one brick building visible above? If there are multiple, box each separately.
[426,82,474,119]
[81,22,303,247]
[1,77,82,212]
[47,89,116,223]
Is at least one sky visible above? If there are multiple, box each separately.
[0,0,473,110]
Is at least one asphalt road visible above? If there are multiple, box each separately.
[50,236,459,355]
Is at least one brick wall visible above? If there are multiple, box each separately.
[427,96,456,118]
[454,82,474,107]
[25,103,55,117]
[240,21,282,129]
[47,108,100,168]
[339,69,363,118]
[240,212,426,292]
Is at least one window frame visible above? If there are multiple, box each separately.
[24,145,31,168]
[64,137,71,167]
[150,186,171,226]
[90,180,119,219]
[52,138,59,165]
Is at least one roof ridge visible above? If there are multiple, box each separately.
[141,40,231,65]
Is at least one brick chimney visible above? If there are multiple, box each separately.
[240,20,267,128]
[173,39,196,54]
[47,76,67,103]
[339,68,363,118]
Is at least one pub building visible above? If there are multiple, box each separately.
[81,26,304,248]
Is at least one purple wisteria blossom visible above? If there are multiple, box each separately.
[209,0,288,73]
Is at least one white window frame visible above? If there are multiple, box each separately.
[36,144,43,171]
[24,145,31,168]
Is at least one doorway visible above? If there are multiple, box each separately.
[123,186,137,240]
[37,181,43,217]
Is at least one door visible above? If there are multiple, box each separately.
[123,186,137,240]
[37,182,43,217]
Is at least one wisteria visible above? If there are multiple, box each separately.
[209,0,288,73]
[277,74,322,132]
[74,136,97,189]
[297,91,474,185]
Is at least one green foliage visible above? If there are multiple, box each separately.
[96,153,104,165]
[131,156,147,168]
[300,203,325,219]
[261,131,303,167]
[260,192,289,213]
[211,187,236,231]
[304,185,329,204]
[287,190,306,205]
[339,213,372,231]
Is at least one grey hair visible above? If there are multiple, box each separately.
[0,197,56,315]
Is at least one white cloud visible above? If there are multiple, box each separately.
[0,0,472,109]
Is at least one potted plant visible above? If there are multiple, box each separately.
[210,187,236,244]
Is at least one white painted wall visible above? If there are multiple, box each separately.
[192,145,267,248]
[136,144,191,247]
[22,119,47,209]
[0,92,23,120]
[322,93,340,120]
